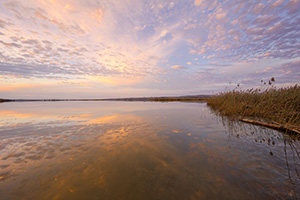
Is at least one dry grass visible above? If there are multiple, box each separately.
[207,84,300,132]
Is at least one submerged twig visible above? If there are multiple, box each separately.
[240,119,300,135]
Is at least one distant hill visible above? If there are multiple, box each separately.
[169,94,213,99]
[102,94,214,101]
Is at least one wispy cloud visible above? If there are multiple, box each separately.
[0,0,179,79]
[189,0,300,63]
[0,0,299,98]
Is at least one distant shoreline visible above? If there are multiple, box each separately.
[0,95,213,103]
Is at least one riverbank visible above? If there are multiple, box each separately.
[207,84,300,135]
[0,95,212,103]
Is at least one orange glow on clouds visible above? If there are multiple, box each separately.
[0,0,299,98]
[0,84,37,91]
[91,8,104,24]
[91,76,143,86]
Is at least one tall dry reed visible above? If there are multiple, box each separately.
[207,82,300,129]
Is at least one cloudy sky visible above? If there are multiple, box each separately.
[0,0,299,98]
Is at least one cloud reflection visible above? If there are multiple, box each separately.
[0,102,299,199]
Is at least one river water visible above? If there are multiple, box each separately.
[0,101,299,199]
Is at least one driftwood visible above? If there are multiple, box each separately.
[240,119,300,135]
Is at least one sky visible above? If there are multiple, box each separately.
[0,0,299,99]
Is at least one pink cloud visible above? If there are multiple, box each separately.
[171,65,185,69]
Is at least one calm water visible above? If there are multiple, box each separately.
[0,102,299,200]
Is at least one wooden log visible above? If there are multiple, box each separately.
[240,119,300,135]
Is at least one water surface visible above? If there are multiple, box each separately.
[0,102,299,199]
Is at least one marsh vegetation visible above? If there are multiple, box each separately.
[208,79,300,135]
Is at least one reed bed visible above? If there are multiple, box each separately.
[207,83,300,134]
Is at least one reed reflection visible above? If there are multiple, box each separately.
[217,115,300,198]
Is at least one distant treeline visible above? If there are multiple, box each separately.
[0,95,213,103]
[0,99,12,102]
